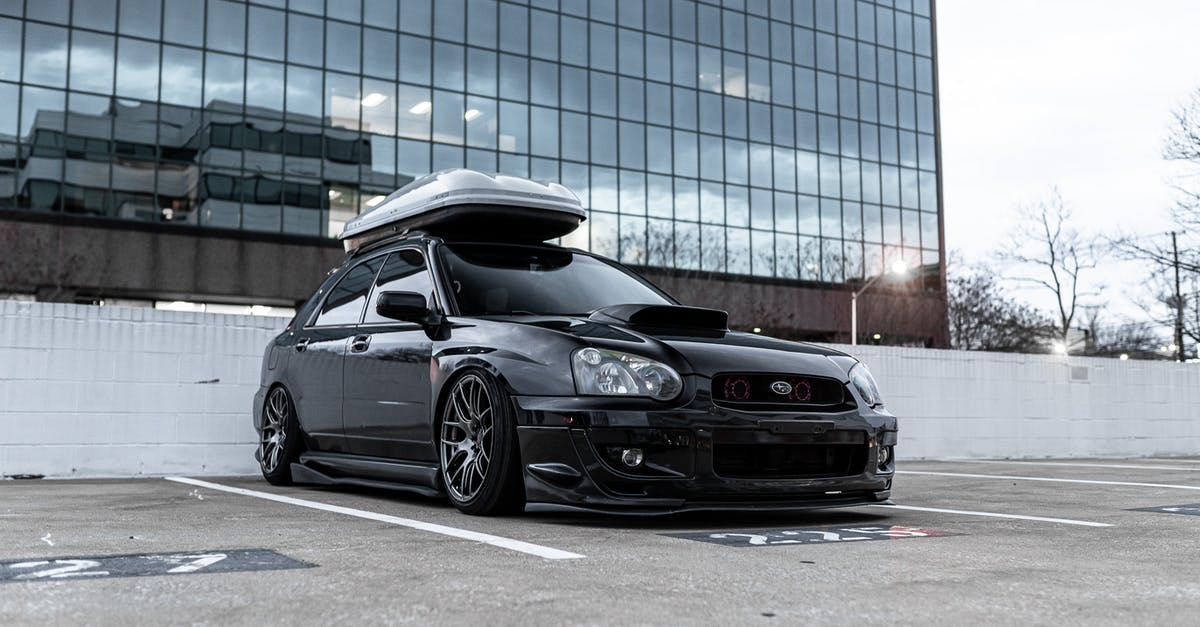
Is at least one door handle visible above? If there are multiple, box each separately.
[350,335,371,353]
[295,337,311,352]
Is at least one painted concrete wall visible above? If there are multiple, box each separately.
[2,300,1198,478]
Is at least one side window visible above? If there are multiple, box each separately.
[363,249,433,324]
[312,256,385,326]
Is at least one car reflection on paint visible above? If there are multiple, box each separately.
[252,170,896,516]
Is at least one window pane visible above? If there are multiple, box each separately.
[287,13,323,67]
[529,106,558,157]
[363,27,397,79]
[498,101,527,153]
[160,45,202,106]
[499,3,528,54]
[433,90,464,144]
[246,59,284,113]
[433,42,464,91]
[561,111,587,162]
[285,64,322,117]
[117,37,159,101]
[396,84,432,140]
[618,121,644,169]
[361,78,396,136]
[399,35,430,85]
[207,0,245,54]
[499,53,527,101]
[561,16,587,66]
[204,52,242,107]
[24,23,68,87]
[119,0,160,38]
[315,257,385,327]
[326,21,361,74]
[248,6,285,60]
[74,0,116,31]
[434,0,464,41]
[399,0,431,35]
[465,95,497,149]
[591,22,615,72]
[467,47,497,96]
[363,251,432,324]
[69,31,114,94]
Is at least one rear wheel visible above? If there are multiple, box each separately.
[260,386,303,485]
[439,371,525,515]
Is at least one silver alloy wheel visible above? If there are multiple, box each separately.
[260,387,289,473]
[440,374,495,502]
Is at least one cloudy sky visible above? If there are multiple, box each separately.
[937,0,1200,278]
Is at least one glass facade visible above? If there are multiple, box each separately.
[0,0,940,284]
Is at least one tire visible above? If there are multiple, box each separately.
[259,385,303,486]
[438,370,525,515]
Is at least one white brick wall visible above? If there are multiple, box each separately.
[1,300,1198,478]
[0,300,279,477]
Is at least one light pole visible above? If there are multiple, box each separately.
[851,259,910,346]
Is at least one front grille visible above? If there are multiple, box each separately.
[713,443,867,479]
[711,373,851,411]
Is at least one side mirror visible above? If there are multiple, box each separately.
[375,291,430,323]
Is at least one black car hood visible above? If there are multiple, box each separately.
[505,305,853,381]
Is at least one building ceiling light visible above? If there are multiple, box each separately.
[463,108,482,121]
[361,92,387,107]
[408,100,432,115]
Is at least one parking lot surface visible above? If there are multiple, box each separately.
[3,458,1200,625]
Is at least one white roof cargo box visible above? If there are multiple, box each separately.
[339,169,586,251]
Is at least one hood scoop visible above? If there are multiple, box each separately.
[589,304,729,332]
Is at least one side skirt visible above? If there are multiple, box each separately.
[292,452,443,498]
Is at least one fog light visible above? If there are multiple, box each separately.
[878,445,891,468]
[620,448,644,468]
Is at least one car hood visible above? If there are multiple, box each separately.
[497,305,854,381]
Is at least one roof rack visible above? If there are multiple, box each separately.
[339,169,586,252]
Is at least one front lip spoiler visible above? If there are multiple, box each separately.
[524,494,894,516]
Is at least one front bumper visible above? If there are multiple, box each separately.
[512,395,897,513]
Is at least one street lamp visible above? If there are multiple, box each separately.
[850,259,910,346]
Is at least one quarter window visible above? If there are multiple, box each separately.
[313,257,385,326]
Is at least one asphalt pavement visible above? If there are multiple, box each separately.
[3,458,1200,625]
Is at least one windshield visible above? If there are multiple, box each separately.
[440,243,675,316]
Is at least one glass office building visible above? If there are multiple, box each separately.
[0,0,944,341]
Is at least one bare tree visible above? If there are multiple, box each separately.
[1164,87,1200,231]
[947,260,1056,352]
[996,191,1102,352]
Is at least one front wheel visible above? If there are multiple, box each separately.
[259,386,303,485]
[438,371,525,515]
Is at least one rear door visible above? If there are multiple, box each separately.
[342,248,437,461]
[289,255,385,453]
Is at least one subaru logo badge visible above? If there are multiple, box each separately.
[770,381,792,395]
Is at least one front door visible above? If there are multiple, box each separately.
[291,255,386,453]
[342,249,437,461]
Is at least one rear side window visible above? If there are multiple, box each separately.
[362,249,433,324]
[312,256,385,326]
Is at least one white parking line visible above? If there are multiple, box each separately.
[869,503,1111,527]
[165,477,585,560]
[949,460,1200,472]
[899,470,1200,491]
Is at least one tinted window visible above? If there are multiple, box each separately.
[362,250,433,324]
[441,244,673,316]
[313,257,385,326]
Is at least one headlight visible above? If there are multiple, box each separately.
[849,362,883,407]
[572,347,683,401]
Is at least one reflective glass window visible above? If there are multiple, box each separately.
[530,10,557,60]
[467,0,498,49]
[69,31,114,94]
[207,0,245,54]
[591,117,617,166]
[361,78,396,136]
[363,27,397,79]
[434,0,465,41]
[591,22,616,72]
[673,87,696,131]
[529,106,558,157]
[204,51,243,106]
[247,7,285,61]
[724,139,747,185]
[748,101,770,143]
[432,90,464,144]
[646,125,671,174]
[645,35,670,83]
[723,96,746,138]
[499,4,528,54]
[399,35,431,85]
[118,0,160,38]
[561,111,588,162]
[117,37,160,101]
[161,45,203,106]
[433,42,464,90]
[246,59,284,113]
[591,72,616,117]
[561,66,588,112]
[23,23,68,88]
[399,0,432,35]
[285,64,322,117]
[618,77,643,121]
[26,0,68,23]
[673,130,697,177]
[530,60,558,107]
[618,121,644,169]
[0,82,15,137]
[287,13,323,67]
[619,169,646,215]
[0,18,19,82]
[499,54,527,101]
[672,41,696,88]
[618,28,642,77]
[74,0,116,31]
[646,82,671,126]
[362,250,433,324]
[467,48,497,97]
[498,101,527,153]
[326,21,361,74]
[364,0,398,29]
[465,95,497,149]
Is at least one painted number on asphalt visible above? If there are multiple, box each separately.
[1132,503,1200,517]
[0,549,314,584]
[665,525,957,547]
